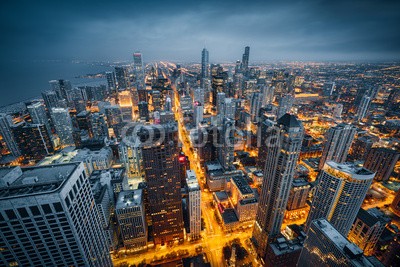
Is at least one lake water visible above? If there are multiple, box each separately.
[0,60,114,107]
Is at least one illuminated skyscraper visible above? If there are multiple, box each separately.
[306,161,374,236]
[318,123,357,170]
[138,123,184,245]
[252,114,303,260]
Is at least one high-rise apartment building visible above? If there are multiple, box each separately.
[12,122,54,160]
[306,161,374,236]
[364,147,399,182]
[49,79,72,101]
[356,95,371,122]
[27,101,51,135]
[0,163,112,266]
[298,219,374,267]
[252,114,304,259]
[138,123,184,245]
[42,90,64,110]
[50,108,74,145]
[318,123,357,170]
[276,94,294,119]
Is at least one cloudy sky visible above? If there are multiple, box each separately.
[1,0,400,63]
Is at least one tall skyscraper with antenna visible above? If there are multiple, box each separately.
[201,48,209,88]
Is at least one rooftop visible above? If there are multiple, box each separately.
[222,208,239,224]
[232,174,253,195]
[325,161,375,180]
[0,163,80,200]
[277,113,301,128]
[116,189,143,210]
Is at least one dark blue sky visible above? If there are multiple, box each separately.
[1,0,400,63]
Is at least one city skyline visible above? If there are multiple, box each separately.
[0,1,400,266]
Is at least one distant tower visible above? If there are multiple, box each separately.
[241,46,250,72]
[201,48,209,88]
[306,161,374,236]
[114,66,128,90]
[106,71,117,94]
[298,219,374,267]
[252,114,304,259]
[356,95,371,121]
[276,94,294,119]
[49,79,72,101]
[318,123,357,170]
[133,52,145,88]
[42,90,65,110]
[223,98,236,120]
[50,108,74,145]
[250,92,263,122]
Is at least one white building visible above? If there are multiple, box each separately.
[306,161,375,236]
[186,170,201,240]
